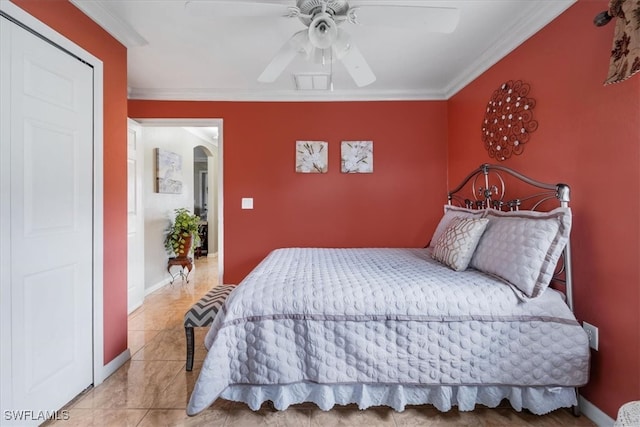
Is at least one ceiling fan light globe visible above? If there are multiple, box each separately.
[308,12,338,49]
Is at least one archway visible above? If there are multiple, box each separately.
[193,144,217,257]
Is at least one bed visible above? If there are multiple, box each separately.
[187,164,590,416]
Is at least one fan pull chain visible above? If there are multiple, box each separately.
[330,47,334,91]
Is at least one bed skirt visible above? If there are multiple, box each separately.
[220,383,578,415]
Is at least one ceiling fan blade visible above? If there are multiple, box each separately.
[337,41,376,87]
[258,30,310,83]
[350,5,459,33]
[184,1,289,17]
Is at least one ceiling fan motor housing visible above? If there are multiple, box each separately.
[296,0,349,25]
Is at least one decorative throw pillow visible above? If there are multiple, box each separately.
[429,205,486,248]
[432,217,489,271]
[470,207,572,298]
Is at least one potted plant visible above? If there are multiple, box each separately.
[164,208,201,259]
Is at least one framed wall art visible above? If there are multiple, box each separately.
[296,141,328,173]
[155,148,183,194]
[341,141,373,173]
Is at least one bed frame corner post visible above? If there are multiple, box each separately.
[572,388,581,417]
[557,183,570,205]
[564,241,574,312]
[557,183,574,312]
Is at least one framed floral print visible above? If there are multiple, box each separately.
[341,141,373,173]
[296,141,328,173]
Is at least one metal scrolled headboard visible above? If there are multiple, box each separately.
[447,164,574,311]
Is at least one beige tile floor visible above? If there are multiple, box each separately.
[52,256,595,427]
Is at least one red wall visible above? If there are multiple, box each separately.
[10,0,129,365]
[128,101,448,282]
[448,0,640,418]
[16,0,637,417]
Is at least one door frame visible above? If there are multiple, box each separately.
[198,170,208,214]
[0,0,107,393]
[127,119,145,314]
[133,118,224,284]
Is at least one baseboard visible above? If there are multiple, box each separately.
[580,395,616,427]
[144,277,172,296]
[95,348,130,386]
[128,300,143,315]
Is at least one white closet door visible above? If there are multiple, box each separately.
[0,15,93,422]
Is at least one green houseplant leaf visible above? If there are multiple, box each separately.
[164,208,201,257]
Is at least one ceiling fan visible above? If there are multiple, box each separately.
[185,1,460,88]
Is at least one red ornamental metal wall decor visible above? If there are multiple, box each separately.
[481,80,538,161]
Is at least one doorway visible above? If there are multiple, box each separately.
[193,144,218,259]
[133,119,223,287]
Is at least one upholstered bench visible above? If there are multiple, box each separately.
[184,285,234,371]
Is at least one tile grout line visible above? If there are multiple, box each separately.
[132,256,216,422]
[134,408,151,427]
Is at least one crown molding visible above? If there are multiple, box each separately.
[444,0,576,98]
[127,87,449,102]
[117,0,575,102]
[70,0,147,48]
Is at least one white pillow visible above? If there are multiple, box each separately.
[432,217,489,271]
[470,207,572,298]
[429,205,486,248]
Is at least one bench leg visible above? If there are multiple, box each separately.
[185,326,195,371]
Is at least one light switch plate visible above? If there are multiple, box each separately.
[583,321,598,351]
[241,198,253,209]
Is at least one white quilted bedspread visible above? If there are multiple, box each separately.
[187,248,589,415]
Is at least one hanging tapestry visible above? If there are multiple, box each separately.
[604,0,640,85]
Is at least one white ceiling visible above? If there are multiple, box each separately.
[72,0,576,101]
[184,126,219,143]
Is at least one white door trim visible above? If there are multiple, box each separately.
[127,119,145,314]
[198,170,208,214]
[0,0,107,385]
[134,118,224,284]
